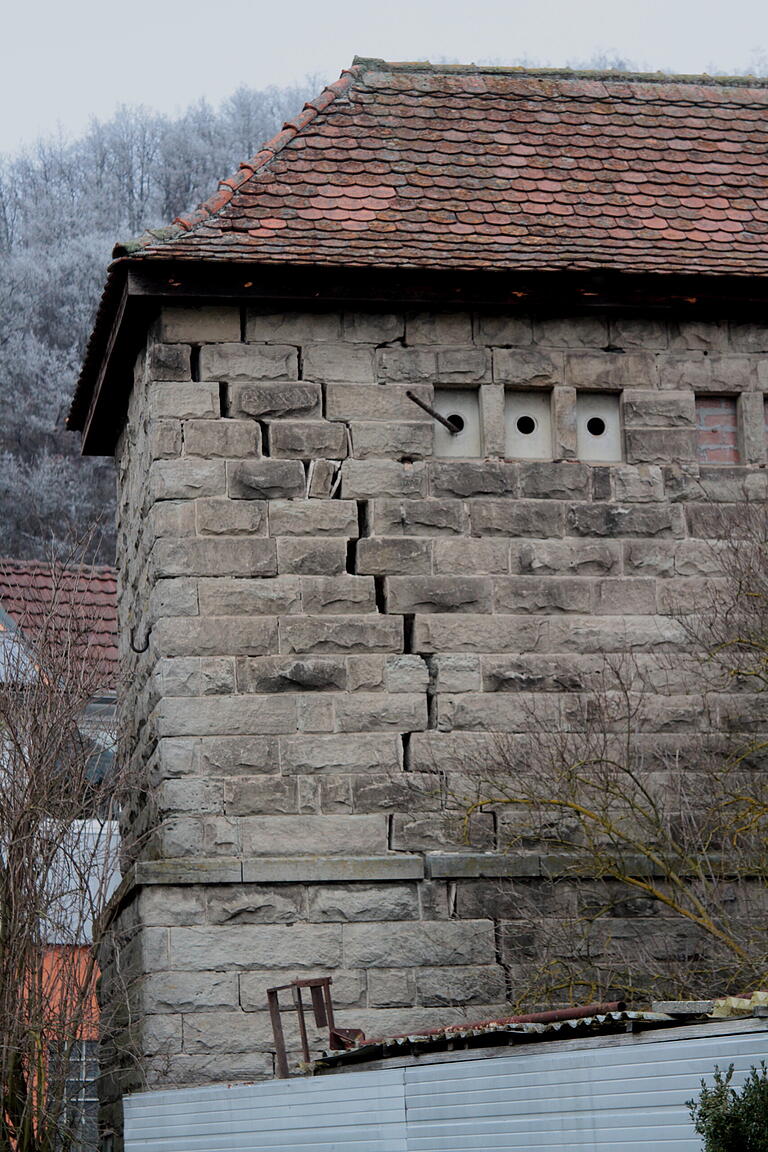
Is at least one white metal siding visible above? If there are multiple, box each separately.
[404,1030,768,1151]
[124,1069,407,1152]
[124,1025,768,1152]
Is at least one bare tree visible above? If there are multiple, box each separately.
[0,552,128,1152]
[455,504,768,1008]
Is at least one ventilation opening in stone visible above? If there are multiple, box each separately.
[516,415,537,435]
[587,416,606,437]
[447,413,465,433]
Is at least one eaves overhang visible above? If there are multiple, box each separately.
[69,257,768,458]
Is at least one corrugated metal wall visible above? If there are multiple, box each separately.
[124,1023,768,1152]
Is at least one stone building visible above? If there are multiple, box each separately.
[69,60,768,1132]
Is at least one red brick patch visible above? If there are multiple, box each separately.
[695,396,740,464]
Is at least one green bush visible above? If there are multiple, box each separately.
[688,1063,768,1151]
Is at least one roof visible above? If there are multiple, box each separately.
[119,58,768,276]
[314,1005,768,1072]
[0,560,118,683]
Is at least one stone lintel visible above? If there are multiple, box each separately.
[242,855,424,883]
[427,853,541,878]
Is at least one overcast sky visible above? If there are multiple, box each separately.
[2,0,767,153]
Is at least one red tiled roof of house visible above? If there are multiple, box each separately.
[0,560,118,684]
[118,59,768,276]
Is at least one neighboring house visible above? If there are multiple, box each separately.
[0,559,118,1149]
[68,59,768,1143]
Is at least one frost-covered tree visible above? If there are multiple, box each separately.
[0,77,320,562]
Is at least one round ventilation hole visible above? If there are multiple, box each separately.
[516,415,537,435]
[587,416,607,437]
[447,413,465,433]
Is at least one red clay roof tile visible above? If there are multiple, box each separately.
[117,59,768,276]
[0,560,118,685]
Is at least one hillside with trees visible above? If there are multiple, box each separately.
[0,79,319,562]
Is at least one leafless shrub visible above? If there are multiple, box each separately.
[454,503,768,1008]
[0,544,138,1151]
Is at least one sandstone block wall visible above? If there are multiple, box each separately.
[101,303,768,1116]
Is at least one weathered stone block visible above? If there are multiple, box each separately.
[414,614,548,653]
[148,420,183,459]
[158,694,299,737]
[343,920,494,967]
[230,382,322,419]
[470,499,565,538]
[269,500,358,537]
[334,693,427,732]
[565,351,657,389]
[325,383,432,422]
[610,317,668,349]
[492,576,592,614]
[152,501,197,538]
[659,352,757,391]
[228,459,305,499]
[198,736,279,776]
[416,964,507,1007]
[356,537,433,575]
[307,884,419,922]
[594,577,657,615]
[277,537,347,575]
[303,343,375,382]
[199,344,298,382]
[534,316,608,347]
[245,311,341,343]
[552,385,577,459]
[368,969,418,1008]
[385,655,430,693]
[301,576,376,614]
[150,459,226,501]
[406,312,473,344]
[236,655,346,694]
[612,465,665,503]
[150,383,218,420]
[346,655,386,691]
[343,312,404,342]
[385,576,493,614]
[391,812,493,850]
[350,421,433,459]
[183,419,261,458]
[493,349,562,385]
[181,1012,275,1054]
[372,498,468,536]
[474,315,532,345]
[153,617,277,658]
[622,390,695,427]
[152,538,277,578]
[430,654,482,693]
[197,577,301,616]
[279,615,402,654]
[625,428,697,464]
[430,461,516,498]
[511,539,620,576]
[269,420,348,459]
[240,815,387,855]
[341,460,427,499]
[518,462,591,500]
[223,778,299,816]
[436,347,491,382]
[376,347,436,382]
[148,343,192,381]
[150,578,199,619]
[566,503,685,538]
[195,498,266,536]
[432,538,510,574]
[160,306,240,343]
[280,733,401,775]
[142,972,240,1014]
[157,656,235,697]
